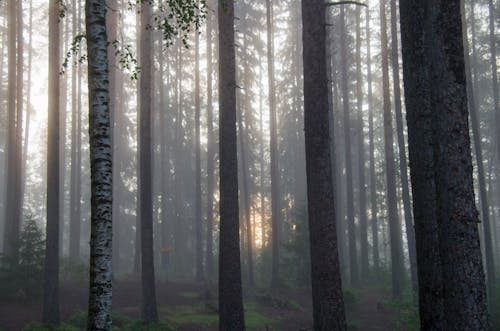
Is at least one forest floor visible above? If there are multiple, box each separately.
[0,280,403,331]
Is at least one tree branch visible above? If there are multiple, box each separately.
[325,1,368,7]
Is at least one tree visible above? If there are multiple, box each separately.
[205,0,215,280]
[85,0,113,329]
[218,0,245,329]
[365,8,379,274]
[302,0,346,329]
[379,0,404,299]
[3,0,21,264]
[400,0,489,328]
[339,6,358,286]
[194,6,203,281]
[139,0,158,323]
[42,0,61,325]
[266,0,281,289]
[389,0,417,296]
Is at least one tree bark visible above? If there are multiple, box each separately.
[302,1,347,329]
[205,0,215,280]
[42,0,60,325]
[139,1,158,322]
[463,1,496,319]
[85,0,113,329]
[389,0,418,297]
[218,0,245,329]
[380,0,405,299]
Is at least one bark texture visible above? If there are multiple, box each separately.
[302,1,347,330]
[218,0,245,329]
[86,1,113,329]
[139,1,158,322]
[42,0,60,325]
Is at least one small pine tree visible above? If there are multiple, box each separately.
[0,215,45,300]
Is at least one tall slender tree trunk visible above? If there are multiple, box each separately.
[463,1,496,318]
[14,0,23,227]
[70,0,82,260]
[59,14,67,257]
[3,0,20,262]
[86,0,113,329]
[194,16,203,282]
[489,0,500,174]
[139,1,158,322]
[303,1,347,329]
[366,9,379,274]
[239,37,254,286]
[21,0,33,208]
[340,7,359,286]
[205,0,215,280]
[218,0,245,329]
[380,0,404,299]
[42,0,60,325]
[106,0,119,273]
[266,0,281,289]
[355,6,369,278]
[389,0,418,296]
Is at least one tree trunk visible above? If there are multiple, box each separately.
[205,0,215,280]
[42,0,60,325]
[302,1,347,329]
[366,8,379,274]
[463,1,496,319]
[489,0,500,178]
[355,6,369,279]
[389,0,418,297]
[401,0,489,328]
[218,0,245,329]
[380,0,405,299]
[85,0,113,329]
[194,16,203,282]
[3,0,20,262]
[139,1,158,322]
[340,7,359,286]
[266,0,281,289]
[70,0,82,261]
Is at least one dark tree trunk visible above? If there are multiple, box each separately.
[399,0,444,327]
[3,0,20,263]
[340,7,358,286]
[380,0,405,299]
[42,0,60,325]
[266,0,281,289]
[463,1,496,319]
[389,0,418,297]
[139,1,158,322]
[218,0,245,329]
[302,1,347,329]
[400,0,489,328]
